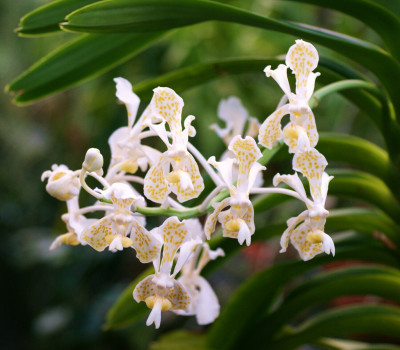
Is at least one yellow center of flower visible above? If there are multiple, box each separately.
[105,235,133,248]
[225,219,242,232]
[166,171,181,183]
[60,232,80,246]
[120,161,138,174]
[52,172,66,181]
[283,125,300,139]
[306,231,324,244]
[145,296,172,311]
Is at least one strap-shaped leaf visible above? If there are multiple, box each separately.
[268,305,400,350]
[281,0,400,60]
[6,32,163,105]
[315,337,400,350]
[17,0,101,36]
[207,236,400,350]
[329,169,400,221]
[61,0,400,120]
[317,133,392,183]
[250,266,400,345]
[150,331,208,350]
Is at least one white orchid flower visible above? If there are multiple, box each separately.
[211,96,260,145]
[176,243,224,325]
[259,40,320,153]
[274,169,335,261]
[211,97,263,187]
[143,87,204,204]
[106,78,161,181]
[81,183,161,262]
[49,197,97,250]
[41,164,80,201]
[205,135,265,246]
[133,217,202,328]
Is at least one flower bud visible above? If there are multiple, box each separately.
[41,164,80,201]
[82,148,103,173]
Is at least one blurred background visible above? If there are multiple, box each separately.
[0,1,387,349]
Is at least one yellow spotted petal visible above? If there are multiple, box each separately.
[293,148,327,200]
[131,220,162,264]
[286,40,319,99]
[169,153,204,202]
[166,280,191,311]
[151,87,184,140]
[258,105,290,149]
[81,217,114,252]
[290,222,324,261]
[133,275,156,302]
[159,217,189,272]
[279,210,308,252]
[111,196,135,212]
[204,198,231,239]
[144,155,169,204]
[229,135,262,192]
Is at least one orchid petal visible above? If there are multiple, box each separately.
[264,64,292,97]
[166,279,191,311]
[245,117,260,139]
[290,222,324,261]
[151,87,184,143]
[208,156,235,188]
[173,238,202,277]
[131,220,162,263]
[293,148,328,200]
[286,40,319,100]
[229,136,263,193]
[169,153,204,202]
[194,276,220,325]
[144,155,169,204]
[273,173,308,204]
[81,216,113,252]
[204,198,231,239]
[258,104,290,149]
[159,217,190,274]
[114,77,140,128]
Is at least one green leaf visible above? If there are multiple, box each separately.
[207,237,400,350]
[6,32,163,105]
[61,0,400,120]
[17,0,101,36]
[251,266,400,344]
[315,337,400,350]
[104,267,153,330]
[150,331,208,350]
[317,133,392,183]
[328,169,400,221]
[281,0,400,60]
[269,305,400,350]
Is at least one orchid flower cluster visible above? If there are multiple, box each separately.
[42,40,334,328]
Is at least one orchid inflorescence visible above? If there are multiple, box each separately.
[42,40,334,328]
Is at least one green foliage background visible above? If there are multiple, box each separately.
[1,1,400,349]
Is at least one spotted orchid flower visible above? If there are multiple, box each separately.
[81,183,161,262]
[205,135,265,246]
[259,40,320,153]
[106,78,161,181]
[274,168,334,261]
[49,197,97,250]
[176,243,224,325]
[211,97,263,187]
[133,217,202,328]
[41,164,80,201]
[143,87,204,204]
[211,96,260,146]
